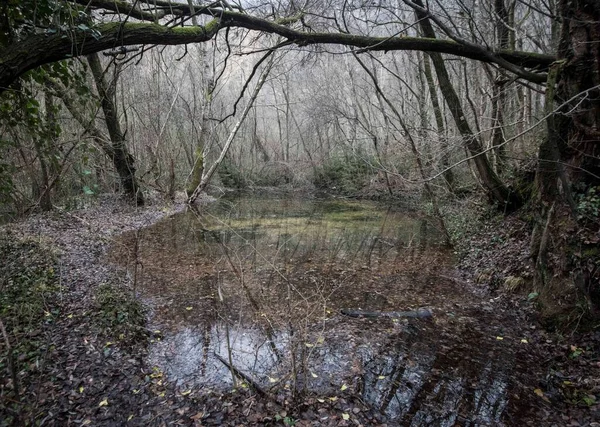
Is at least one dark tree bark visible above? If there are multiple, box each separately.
[422,53,455,192]
[413,0,521,210]
[0,11,554,94]
[532,0,600,313]
[87,53,144,205]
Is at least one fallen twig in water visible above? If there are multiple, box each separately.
[214,352,268,397]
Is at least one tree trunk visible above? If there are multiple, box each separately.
[422,53,455,191]
[413,0,521,210]
[490,0,510,174]
[187,55,274,203]
[87,53,144,205]
[533,0,600,314]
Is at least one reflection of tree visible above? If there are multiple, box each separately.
[361,333,436,420]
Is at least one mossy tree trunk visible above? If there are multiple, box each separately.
[413,0,521,210]
[186,146,204,197]
[422,53,455,192]
[532,0,600,314]
[188,55,274,203]
[87,53,144,205]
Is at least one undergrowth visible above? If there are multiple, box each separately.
[312,153,376,196]
[0,235,59,422]
[93,283,147,346]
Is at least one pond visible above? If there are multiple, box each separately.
[109,196,516,425]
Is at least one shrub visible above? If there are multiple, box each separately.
[312,153,376,195]
[219,159,248,189]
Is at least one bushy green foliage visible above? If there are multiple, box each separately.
[312,153,376,195]
[1,0,94,47]
[219,159,248,189]
[253,162,294,187]
[577,186,600,222]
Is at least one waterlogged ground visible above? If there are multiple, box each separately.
[108,196,539,425]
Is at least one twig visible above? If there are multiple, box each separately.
[0,318,20,400]
[214,352,268,397]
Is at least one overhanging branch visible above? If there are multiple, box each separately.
[0,6,555,92]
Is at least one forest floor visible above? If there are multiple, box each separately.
[0,194,599,426]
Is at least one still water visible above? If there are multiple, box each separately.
[110,196,513,425]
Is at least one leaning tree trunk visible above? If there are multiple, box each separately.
[413,0,521,210]
[87,53,144,205]
[532,0,600,315]
[422,53,455,192]
[187,55,274,204]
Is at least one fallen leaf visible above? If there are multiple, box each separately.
[79,386,84,393]
[496,336,504,341]
[340,384,348,391]
[127,415,134,422]
[378,375,386,380]
[520,339,528,344]
[269,377,278,383]
[181,390,192,396]
[311,372,318,378]
[186,306,193,311]
[342,413,350,420]
[305,343,314,348]
[99,398,109,407]
[190,412,204,420]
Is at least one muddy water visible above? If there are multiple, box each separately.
[109,196,516,424]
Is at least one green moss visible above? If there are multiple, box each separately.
[582,247,599,258]
[186,146,204,196]
[171,18,220,36]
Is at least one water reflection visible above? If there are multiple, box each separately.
[148,322,289,388]
[109,196,512,423]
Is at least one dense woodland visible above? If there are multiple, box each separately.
[0,0,599,424]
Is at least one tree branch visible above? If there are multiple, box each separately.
[0,6,555,92]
